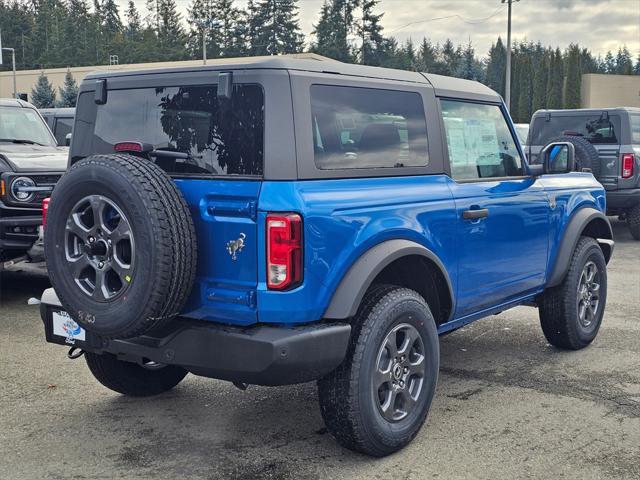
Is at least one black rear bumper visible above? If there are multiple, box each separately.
[41,301,351,386]
[606,188,640,210]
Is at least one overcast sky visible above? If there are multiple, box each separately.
[127,0,640,58]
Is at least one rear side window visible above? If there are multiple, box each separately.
[53,117,73,144]
[76,84,264,176]
[310,85,429,170]
[530,114,621,146]
[441,100,524,180]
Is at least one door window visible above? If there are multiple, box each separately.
[53,117,73,144]
[441,100,524,180]
[311,85,429,170]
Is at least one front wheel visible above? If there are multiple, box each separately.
[539,237,607,350]
[85,352,188,397]
[318,285,439,457]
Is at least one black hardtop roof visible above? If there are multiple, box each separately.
[533,107,640,117]
[82,57,500,102]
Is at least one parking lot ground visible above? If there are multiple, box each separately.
[0,219,638,480]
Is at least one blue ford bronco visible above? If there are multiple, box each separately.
[39,58,614,456]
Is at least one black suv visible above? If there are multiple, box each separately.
[528,108,640,239]
[0,99,66,266]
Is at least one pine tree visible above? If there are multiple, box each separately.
[101,0,123,35]
[515,54,533,123]
[603,51,615,73]
[31,72,56,108]
[358,0,386,66]
[124,1,142,40]
[57,69,79,107]
[247,0,304,56]
[546,48,563,109]
[440,39,461,77]
[634,56,640,75]
[564,44,581,109]
[214,0,247,57]
[531,50,549,113]
[416,38,438,72]
[485,37,506,97]
[157,0,187,60]
[311,0,353,62]
[615,46,633,74]
[456,41,482,81]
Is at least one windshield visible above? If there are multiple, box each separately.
[514,124,529,145]
[0,107,56,146]
[530,114,621,146]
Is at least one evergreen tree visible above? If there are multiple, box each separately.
[515,54,533,123]
[101,0,123,35]
[546,48,563,109]
[531,50,549,113]
[615,46,633,74]
[485,37,506,97]
[124,1,142,41]
[416,38,438,72]
[247,0,304,56]
[603,51,615,73]
[564,44,581,109]
[634,56,640,75]
[31,72,56,107]
[311,0,354,62]
[456,41,482,81]
[439,39,461,76]
[358,0,385,66]
[57,69,79,107]
[157,0,187,60]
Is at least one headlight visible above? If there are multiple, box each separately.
[11,176,36,202]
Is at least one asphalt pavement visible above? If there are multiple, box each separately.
[0,219,638,480]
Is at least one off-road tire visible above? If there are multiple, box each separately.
[44,154,197,339]
[539,237,607,350]
[318,284,439,457]
[85,352,188,397]
[626,204,640,240]
[546,135,601,178]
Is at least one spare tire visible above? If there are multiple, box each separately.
[45,154,197,339]
[545,135,601,178]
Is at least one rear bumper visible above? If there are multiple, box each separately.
[606,188,640,210]
[39,289,351,386]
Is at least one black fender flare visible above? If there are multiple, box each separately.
[547,207,614,288]
[323,239,455,319]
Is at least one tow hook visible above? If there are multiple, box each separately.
[67,347,85,360]
[233,382,248,391]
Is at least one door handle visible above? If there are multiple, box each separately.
[462,208,489,220]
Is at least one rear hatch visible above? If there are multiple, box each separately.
[529,112,622,188]
[71,81,265,325]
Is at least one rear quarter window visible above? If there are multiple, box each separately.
[73,84,264,176]
[310,85,429,170]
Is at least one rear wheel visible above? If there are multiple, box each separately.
[85,352,188,397]
[626,204,640,240]
[539,237,607,350]
[318,285,439,457]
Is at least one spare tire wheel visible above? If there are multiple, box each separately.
[544,135,601,178]
[44,154,197,339]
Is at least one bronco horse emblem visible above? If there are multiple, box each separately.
[226,233,246,261]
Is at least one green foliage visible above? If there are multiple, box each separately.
[31,72,56,107]
[57,69,78,106]
[564,44,581,109]
[485,38,506,97]
[310,0,357,62]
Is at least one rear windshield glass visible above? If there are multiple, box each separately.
[311,85,429,170]
[74,84,264,176]
[530,114,621,145]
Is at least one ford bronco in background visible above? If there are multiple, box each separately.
[528,107,640,239]
[0,98,66,268]
[39,59,614,457]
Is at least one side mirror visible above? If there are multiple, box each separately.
[217,72,233,100]
[541,142,576,174]
[65,133,72,147]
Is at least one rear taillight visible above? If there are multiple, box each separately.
[267,213,303,290]
[622,153,634,179]
[42,197,50,229]
[114,142,143,153]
